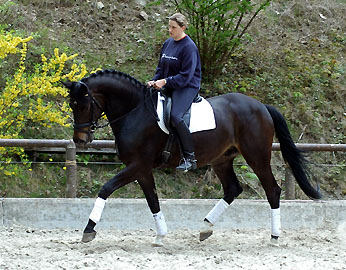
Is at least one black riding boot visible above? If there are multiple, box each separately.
[174,120,197,172]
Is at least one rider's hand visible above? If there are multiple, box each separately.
[147,80,155,87]
[153,79,166,89]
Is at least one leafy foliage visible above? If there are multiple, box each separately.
[0,31,87,176]
[169,0,271,80]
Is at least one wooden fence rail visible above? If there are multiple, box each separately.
[1,139,345,198]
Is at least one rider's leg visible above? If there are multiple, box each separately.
[173,120,197,171]
[171,88,199,172]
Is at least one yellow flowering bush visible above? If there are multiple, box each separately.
[0,31,89,174]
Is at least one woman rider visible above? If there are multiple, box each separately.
[147,13,201,172]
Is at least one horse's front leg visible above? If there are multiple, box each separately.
[82,163,138,243]
[137,173,167,247]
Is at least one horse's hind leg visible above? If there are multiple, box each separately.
[241,145,282,240]
[200,156,242,241]
[253,165,281,241]
[213,156,243,204]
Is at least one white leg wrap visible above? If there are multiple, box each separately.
[153,211,167,236]
[89,197,106,223]
[271,208,281,237]
[205,199,229,225]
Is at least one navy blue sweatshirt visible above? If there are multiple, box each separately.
[153,35,201,90]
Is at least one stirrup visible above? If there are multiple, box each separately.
[176,158,197,172]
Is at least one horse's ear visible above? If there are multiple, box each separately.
[61,81,73,89]
[79,82,89,95]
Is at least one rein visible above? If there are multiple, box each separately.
[145,87,160,122]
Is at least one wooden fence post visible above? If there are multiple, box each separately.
[65,140,77,198]
[284,165,295,200]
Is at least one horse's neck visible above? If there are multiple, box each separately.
[99,82,144,125]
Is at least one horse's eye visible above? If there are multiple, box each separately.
[69,101,78,108]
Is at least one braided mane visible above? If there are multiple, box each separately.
[81,69,147,91]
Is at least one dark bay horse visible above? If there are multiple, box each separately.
[62,69,321,245]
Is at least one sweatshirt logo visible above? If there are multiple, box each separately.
[162,54,178,61]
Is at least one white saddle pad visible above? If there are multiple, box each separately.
[157,93,216,134]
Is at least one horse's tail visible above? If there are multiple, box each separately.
[265,104,322,200]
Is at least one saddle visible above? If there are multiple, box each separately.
[162,93,202,132]
[161,91,202,163]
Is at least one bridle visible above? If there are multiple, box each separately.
[72,81,161,140]
[72,81,106,138]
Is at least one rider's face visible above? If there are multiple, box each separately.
[169,20,186,41]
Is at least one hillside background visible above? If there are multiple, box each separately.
[0,0,345,199]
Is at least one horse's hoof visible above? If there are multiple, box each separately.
[199,230,213,241]
[269,235,279,246]
[82,231,97,243]
[152,235,165,247]
[271,235,279,241]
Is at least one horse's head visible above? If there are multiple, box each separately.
[62,81,104,145]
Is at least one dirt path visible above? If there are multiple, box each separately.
[0,225,345,270]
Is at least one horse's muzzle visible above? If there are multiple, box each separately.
[73,130,94,145]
